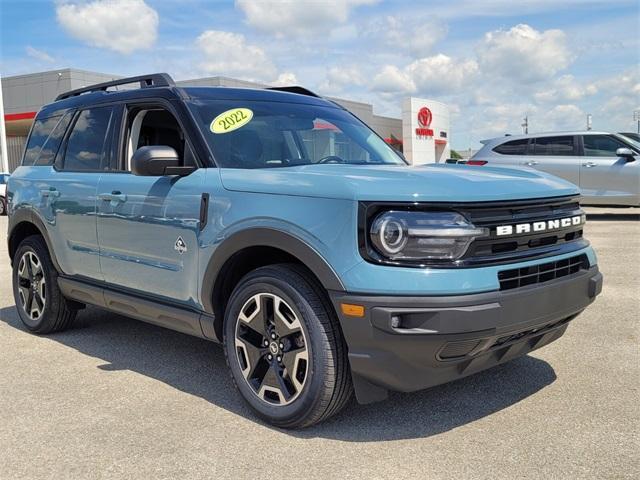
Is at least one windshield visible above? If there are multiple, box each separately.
[187,99,405,168]
[617,132,640,146]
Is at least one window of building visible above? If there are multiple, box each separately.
[63,106,114,171]
[583,135,628,157]
[532,136,575,156]
[493,138,529,155]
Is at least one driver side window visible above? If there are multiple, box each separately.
[125,106,196,171]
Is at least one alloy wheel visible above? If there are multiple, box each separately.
[17,251,46,320]
[234,293,309,406]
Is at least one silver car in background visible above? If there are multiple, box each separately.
[471,131,639,206]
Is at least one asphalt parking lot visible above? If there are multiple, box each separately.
[0,208,638,479]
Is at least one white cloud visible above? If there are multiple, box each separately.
[477,24,572,83]
[534,75,598,103]
[363,14,447,56]
[319,66,366,93]
[196,30,277,80]
[372,54,477,95]
[272,72,299,86]
[25,46,54,63]
[235,0,378,37]
[56,0,158,54]
[371,65,415,94]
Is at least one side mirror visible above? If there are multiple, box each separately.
[616,147,636,161]
[131,146,195,176]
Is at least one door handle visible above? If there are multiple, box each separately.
[40,188,60,198]
[98,191,127,204]
[524,161,538,166]
[582,162,597,168]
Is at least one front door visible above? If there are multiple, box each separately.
[96,104,205,307]
[579,134,640,205]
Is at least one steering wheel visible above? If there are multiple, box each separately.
[317,155,346,164]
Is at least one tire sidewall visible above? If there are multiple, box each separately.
[0,197,5,216]
[12,237,61,332]
[224,271,330,426]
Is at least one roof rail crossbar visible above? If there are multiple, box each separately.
[266,86,320,98]
[55,73,175,101]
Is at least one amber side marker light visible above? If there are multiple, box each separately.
[341,303,365,318]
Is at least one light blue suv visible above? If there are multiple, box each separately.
[6,74,603,428]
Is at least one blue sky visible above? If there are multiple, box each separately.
[1,0,638,149]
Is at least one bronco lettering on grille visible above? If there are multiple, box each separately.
[496,215,583,236]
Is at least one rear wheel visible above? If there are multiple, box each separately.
[0,197,6,216]
[12,236,77,333]
[224,264,352,428]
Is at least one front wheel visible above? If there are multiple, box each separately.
[224,264,352,428]
[0,197,6,216]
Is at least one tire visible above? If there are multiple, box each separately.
[12,235,77,334]
[0,197,6,216]
[223,264,352,428]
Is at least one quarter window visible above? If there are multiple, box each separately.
[493,139,529,155]
[23,115,62,166]
[63,106,114,171]
[583,135,628,157]
[532,136,574,156]
[35,113,73,166]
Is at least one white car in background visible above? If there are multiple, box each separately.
[471,131,639,206]
[0,172,10,215]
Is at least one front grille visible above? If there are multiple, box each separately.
[360,195,589,268]
[498,254,589,290]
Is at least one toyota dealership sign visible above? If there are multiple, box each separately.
[402,98,450,165]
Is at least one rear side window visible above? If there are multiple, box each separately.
[35,113,73,166]
[493,139,529,155]
[63,106,114,171]
[583,135,628,157]
[532,136,575,156]
[23,115,63,165]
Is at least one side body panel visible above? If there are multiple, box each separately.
[96,169,205,307]
[8,166,102,279]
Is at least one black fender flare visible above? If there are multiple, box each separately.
[200,227,345,314]
[7,208,62,272]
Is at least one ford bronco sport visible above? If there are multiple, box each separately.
[6,74,603,428]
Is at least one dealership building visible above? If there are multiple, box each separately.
[1,68,450,172]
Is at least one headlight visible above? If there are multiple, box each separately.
[370,211,488,261]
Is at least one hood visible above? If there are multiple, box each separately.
[219,164,580,202]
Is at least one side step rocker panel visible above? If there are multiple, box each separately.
[57,277,219,342]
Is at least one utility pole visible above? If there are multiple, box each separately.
[521,116,528,134]
[586,114,592,131]
[634,110,640,134]
[0,75,8,173]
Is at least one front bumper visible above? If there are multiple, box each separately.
[330,266,603,404]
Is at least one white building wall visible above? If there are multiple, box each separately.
[402,97,450,165]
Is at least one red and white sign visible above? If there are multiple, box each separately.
[415,107,434,137]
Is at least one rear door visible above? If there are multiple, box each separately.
[579,134,640,205]
[45,106,116,280]
[96,101,205,306]
[525,135,580,186]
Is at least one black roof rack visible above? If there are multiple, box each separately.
[266,86,320,98]
[55,73,175,101]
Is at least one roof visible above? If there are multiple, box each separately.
[38,74,336,118]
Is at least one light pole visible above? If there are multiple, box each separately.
[634,110,640,134]
[521,116,528,134]
[586,114,592,131]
